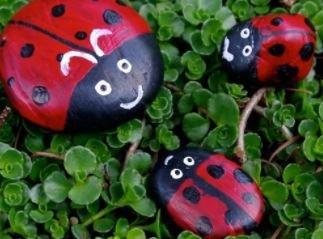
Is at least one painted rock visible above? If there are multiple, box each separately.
[221,14,316,86]
[151,148,264,239]
[0,0,163,131]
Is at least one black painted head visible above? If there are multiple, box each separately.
[220,21,261,82]
[64,33,163,131]
[151,148,211,205]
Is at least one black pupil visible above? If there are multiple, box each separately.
[245,47,250,53]
[100,84,107,91]
[122,62,128,69]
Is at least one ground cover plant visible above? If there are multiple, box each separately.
[0,0,323,238]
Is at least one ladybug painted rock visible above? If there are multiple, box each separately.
[221,14,316,86]
[151,148,264,239]
[0,0,163,131]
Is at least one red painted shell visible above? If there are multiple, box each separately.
[0,0,163,131]
[221,14,316,85]
[152,149,264,239]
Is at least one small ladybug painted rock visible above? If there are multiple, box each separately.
[0,0,163,131]
[221,14,316,86]
[151,148,264,239]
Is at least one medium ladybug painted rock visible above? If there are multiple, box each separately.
[221,14,316,85]
[151,148,264,239]
[0,0,163,131]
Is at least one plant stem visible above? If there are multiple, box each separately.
[236,88,267,163]
[270,224,285,239]
[268,135,300,162]
[32,151,65,160]
[82,205,115,227]
[0,106,11,127]
[123,119,146,169]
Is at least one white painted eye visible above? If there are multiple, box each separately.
[240,28,250,38]
[183,156,195,166]
[95,80,112,96]
[170,168,183,180]
[242,45,252,57]
[117,59,132,74]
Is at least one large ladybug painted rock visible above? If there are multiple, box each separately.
[151,148,264,239]
[221,14,316,86]
[0,0,163,131]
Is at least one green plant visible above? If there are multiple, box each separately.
[0,0,323,238]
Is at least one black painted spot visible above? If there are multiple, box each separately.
[56,53,63,62]
[183,186,200,204]
[299,42,314,61]
[116,0,127,6]
[242,192,257,205]
[225,209,238,226]
[207,165,224,179]
[7,77,14,87]
[277,64,299,81]
[52,4,65,17]
[32,86,49,105]
[0,39,6,47]
[233,169,253,184]
[271,17,283,26]
[75,31,87,40]
[305,18,315,32]
[20,44,34,58]
[103,9,122,25]
[269,44,285,56]
[196,216,213,236]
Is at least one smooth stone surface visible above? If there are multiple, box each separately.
[152,148,264,239]
[220,14,316,86]
[0,0,163,131]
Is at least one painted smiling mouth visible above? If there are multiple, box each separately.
[222,37,234,62]
[120,85,144,110]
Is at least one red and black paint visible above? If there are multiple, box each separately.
[221,14,316,86]
[0,0,163,131]
[151,148,264,239]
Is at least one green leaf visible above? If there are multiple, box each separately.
[202,124,238,149]
[93,216,115,233]
[117,119,143,144]
[261,179,289,208]
[115,218,129,238]
[0,149,24,180]
[29,184,49,205]
[3,182,29,207]
[201,18,225,46]
[127,228,146,239]
[44,171,72,203]
[64,146,97,180]
[85,138,110,163]
[182,113,209,142]
[181,51,206,80]
[130,197,156,217]
[283,164,302,184]
[272,104,296,128]
[302,135,317,162]
[24,134,45,152]
[29,210,54,224]
[298,119,319,137]
[177,230,201,239]
[208,93,239,125]
[126,151,152,174]
[291,173,316,202]
[50,134,72,155]
[178,94,194,114]
[68,176,102,205]
[189,31,216,55]
[71,224,89,239]
[191,89,213,108]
